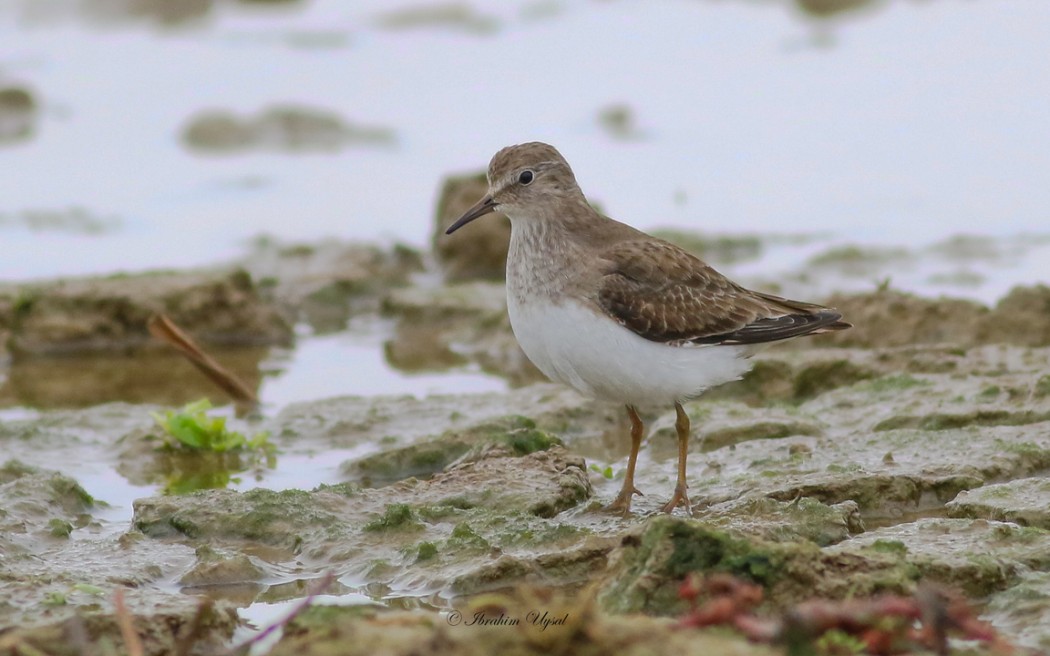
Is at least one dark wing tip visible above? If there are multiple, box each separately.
[697,309,850,345]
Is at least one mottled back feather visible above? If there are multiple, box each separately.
[596,239,850,346]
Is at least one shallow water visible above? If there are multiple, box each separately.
[258,319,507,408]
[1,0,1048,302]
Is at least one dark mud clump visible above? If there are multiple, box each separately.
[373,4,499,35]
[432,171,511,281]
[822,285,1050,348]
[182,105,395,153]
[0,86,39,144]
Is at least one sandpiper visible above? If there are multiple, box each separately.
[445,142,851,514]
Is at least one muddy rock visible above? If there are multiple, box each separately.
[341,414,562,487]
[81,0,214,26]
[178,545,268,586]
[826,518,1050,597]
[0,207,121,234]
[182,105,394,153]
[131,444,594,595]
[704,355,879,405]
[822,289,987,348]
[268,383,622,455]
[823,285,1050,349]
[597,103,645,141]
[0,460,96,556]
[806,244,911,277]
[36,0,305,28]
[794,0,877,18]
[0,602,240,656]
[2,268,291,357]
[984,571,1050,651]
[0,86,38,144]
[374,3,499,35]
[0,459,238,651]
[703,497,862,547]
[598,515,815,615]
[983,284,1050,346]
[0,301,9,363]
[946,478,1050,529]
[596,344,1050,523]
[433,171,511,281]
[648,404,822,453]
[241,238,423,332]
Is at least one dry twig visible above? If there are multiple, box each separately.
[147,313,257,408]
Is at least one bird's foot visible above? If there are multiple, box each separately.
[603,486,643,516]
[659,485,693,516]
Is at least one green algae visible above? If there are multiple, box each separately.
[363,503,423,532]
[946,477,1050,529]
[133,487,326,552]
[1,460,96,514]
[414,541,438,562]
[0,459,39,482]
[793,360,876,401]
[1035,374,1050,398]
[447,522,491,552]
[708,359,877,405]
[863,374,928,393]
[707,359,794,404]
[47,518,73,538]
[344,415,562,487]
[704,420,821,451]
[870,539,908,555]
[978,385,1002,400]
[704,497,860,547]
[874,409,1050,432]
[599,516,795,615]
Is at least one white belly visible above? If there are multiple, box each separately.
[507,297,754,406]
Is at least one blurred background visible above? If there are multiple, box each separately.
[1,0,1047,300]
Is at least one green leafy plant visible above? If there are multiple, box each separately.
[588,463,614,479]
[152,399,273,454]
[151,399,276,494]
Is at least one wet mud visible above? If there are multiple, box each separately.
[2,223,1050,653]
[3,265,1050,653]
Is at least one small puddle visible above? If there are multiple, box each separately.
[235,592,383,655]
[258,321,507,407]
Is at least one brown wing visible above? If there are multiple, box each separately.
[595,239,850,345]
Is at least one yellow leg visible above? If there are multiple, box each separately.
[660,402,693,515]
[603,405,645,515]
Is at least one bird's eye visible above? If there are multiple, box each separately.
[518,170,534,185]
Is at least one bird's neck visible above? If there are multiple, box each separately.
[504,202,604,305]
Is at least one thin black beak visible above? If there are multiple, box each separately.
[445,195,497,235]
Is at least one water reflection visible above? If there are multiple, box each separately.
[1,347,267,409]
